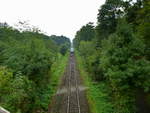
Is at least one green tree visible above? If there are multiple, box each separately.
[60,44,69,55]
[137,0,150,59]
[73,23,95,49]
[78,41,102,80]
[96,0,123,42]
[100,20,150,112]
[0,23,70,113]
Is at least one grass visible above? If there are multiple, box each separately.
[48,53,69,103]
[37,53,69,113]
[75,51,113,113]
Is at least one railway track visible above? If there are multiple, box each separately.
[49,53,90,113]
[67,55,81,113]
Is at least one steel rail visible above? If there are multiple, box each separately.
[67,56,71,113]
[74,61,81,113]
[67,55,81,113]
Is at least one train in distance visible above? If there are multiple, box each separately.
[70,47,74,53]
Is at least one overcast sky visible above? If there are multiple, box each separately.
[0,0,105,40]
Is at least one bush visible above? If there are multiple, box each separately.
[100,20,150,91]
[0,67,12,96]
[78,41,104,81]
[100,20,150,112]
[0,25,70,113]
[0,67,33,113]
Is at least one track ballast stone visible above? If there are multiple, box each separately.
[48,54,90,113]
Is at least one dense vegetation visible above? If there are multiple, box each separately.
[0,23,70,113]
[74,0,150,112]
[50,35,71,55]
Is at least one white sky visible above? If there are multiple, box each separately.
[0,0,105,40]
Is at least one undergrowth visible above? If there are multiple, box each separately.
[48,53,69,108]
[75,51,113,113]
